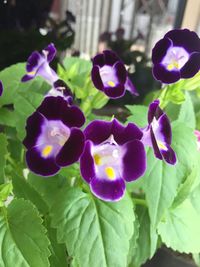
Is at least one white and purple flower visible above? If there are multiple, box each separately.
[21,43,58,84]
[152,29,200,84]
[80,119,146,201]
[91,50,138,98]
[23,96,85,176]
[142,100,176,165]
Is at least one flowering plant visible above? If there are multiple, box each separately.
[0,29,200,267]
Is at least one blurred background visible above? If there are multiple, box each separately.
[0,0,199,103]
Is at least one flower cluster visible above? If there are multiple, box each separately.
[23,29,200,201]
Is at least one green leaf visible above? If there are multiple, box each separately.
[51,187,134,267]
[128,212,140,266]
[0,199,50,266]
[143,121,199,229]
[143,149,177,227]
[13,91,44,140]
[0,133,8,184]
[178,92,196,129]
[0,182,12,207]
[27,172,68,209]
[157,199,200,253]
[193,253,200,267]
[0,107,18,127]
[172,170,195,208]
[45,216,68,267]
[175,71,200,91]
[164,85,185,105]
[62,57,92,76]
[12,173,49,214]
[126,105,148,128]
[172,121,199,184]
[0,63,49,106]
[190,184,200,213]
[128,206,152,267]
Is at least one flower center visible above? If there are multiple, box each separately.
[38,120,70,158]
[49,126,69,146]
[92,135,121,180]
[162,46,189,71]
[100,65,118,87]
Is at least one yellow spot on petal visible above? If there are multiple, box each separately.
[28,71,36,76]
[167,61,179,71]
[42,145,53,157]
[157,141,167,151]
[94,154,102,165]
[105,167,115,180]
[108,81,115,87]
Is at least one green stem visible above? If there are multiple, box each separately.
[158,85,170,109]
[132,198,147,207]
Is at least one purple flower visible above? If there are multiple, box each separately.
[80,119,146,201]
[152,29,200,84]
[46,79,73,103]
[91,50,138,98]
[142,100,176,165]
[0,81,3,96]
[23,96,85,176]
[21,43,58,84]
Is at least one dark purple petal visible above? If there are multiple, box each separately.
[103,50,120,66]
[61,105,85,128]
[157,113,172,144]
[56,128,85,167]
[152,64,180,84]
[125,77,138,95]
[114,61,127,84]
[122,140,146,182]
[150,126,162,160]
[37,96,65,120]
[91,66,104,90]
[80,140,95,183]
[44,43,56,62]
[104,83,125,98]
[84,120,112,145]
[0,81,3,96]
[165,29,200,53]
[90,176,125,202]
[26,147,60,176]
[37,96,85,128]
[26,51,42,72]
[92,54,105,67]
[21,74,35,82]
[148,99,163,123]
[152,37,172,64]
[23,112,46,149]
[112,119,143,145]
[160,144,177,165]
[180,52,200,78]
